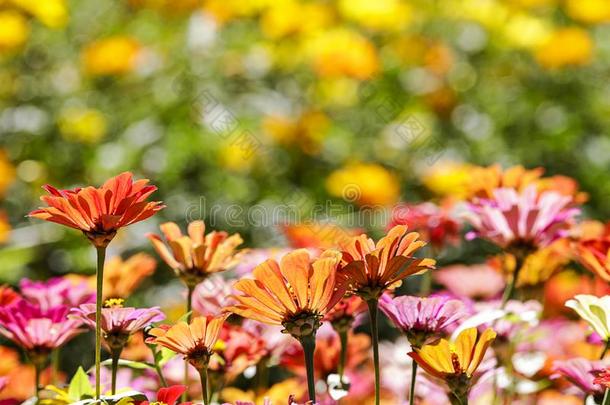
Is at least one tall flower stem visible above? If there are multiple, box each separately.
[35,362,41,401]
[95,246,106,400]
[603,388,610,405]
[601,340,610,360]
[500,252,525,309]
[198,367,209,405]
[148,344,168,387]
[338,329,348,384]
[300,335,317,403]
[51,349,59,385]
[448,391,468,405]
[110,348,122,395]
[366,299,381,405]
[409,361,418,405]
[182,284,195,402]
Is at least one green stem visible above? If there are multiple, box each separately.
[603,388,610,405]
[409,361,418,405]
[148,344,168,387]
[338,329,348,384]
[182,284,195,402]
[199,367,209,405]
[35,361,41,403]
[110,348,122,395]
[448,391,468,405]
[601,340,610,360]
[500,253,524,309]
[420,271,432,296]
[300,335,317,403]
[95,246,106,400]
[367,299,380,405]
[51,349,59,385]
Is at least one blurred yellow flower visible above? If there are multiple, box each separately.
[128,0,201,14]
[338,0,412,32]
[203,0,269,25]
[421,162,473,199]
[565,0,610,24]
[221,378,304,405]
[535,27,593,69]
[218,143,256,172]
[0,11,29,52]
[12,0,68,28]
[446,0,509,29]
[58,107,107,143]
[503,13,552,49]
[306,29,379,80]
[82,37,141,76]
[316,77,360,107]
[326,162,400,207]
[0,211,11,244]
[0,150,15,197]
[260,1,333,39]
[263,110,329,155]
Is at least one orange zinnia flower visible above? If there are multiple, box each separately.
[409,328,496,403]
[29,172,164,248]
[577,238,610,282]
[147,220,244,288]
[340,225,436,300]
[93,253,156,300]
[225,249,345,338]
[148,315,226,370]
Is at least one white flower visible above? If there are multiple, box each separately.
[565,294,610,340]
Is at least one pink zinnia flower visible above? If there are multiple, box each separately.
[434,263,505,300]
[19,276,94,311]
[70,301,164,348]
[379,294,465,347]
[0,300,85,353]
[552,358,608,398]
[464,185,579,251]
[191,275,236,317]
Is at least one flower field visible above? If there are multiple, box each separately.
[2,0,610,404]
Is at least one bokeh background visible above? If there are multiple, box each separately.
[1,0,610,309]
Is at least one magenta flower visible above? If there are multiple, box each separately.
[464,185,579,251]
[379,294,465,347]
[0,299,85,353]
[19,276,95,311]
[70,301,165,343]
[552,358,607,398]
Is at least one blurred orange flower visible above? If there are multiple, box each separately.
[226,249,346,338]
[97,253,156,300]
[282,222,361,251]
[263,110,330,155]
[29,172,164,248]
[147,220,244,288]
[340,225,435,300]
[82,37,141,76]
[577,238,610,282]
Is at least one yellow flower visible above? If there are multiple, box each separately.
[82,37,141,76]
[337,0,412,32]
[263,110,329,155]
[0,150,15,197]
[503,13,552,49]
[445,0,510,29]
[260,1,333,39]
[58,107,107,143]
[535,27,593,69]
[409,327,496,379]
[326,162,400,207]
[306,29,379,80]
[218,143,256,172]
[421,162,473,199]
[221,378,304,405]
[565,0,610,24]
[203,0,269,25]
[12,0,68,28]
[0,11,29,52]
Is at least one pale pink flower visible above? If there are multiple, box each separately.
[191,275,236,316]
[434,263,505,300]
[0,300,85,352]
[19,276,94,311]
[464,185,579,250]
[70,303,164,337]
[379,294,465,346]
[552,358,608,398]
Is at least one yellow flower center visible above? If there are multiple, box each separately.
[150,402,167,405]
[104,298,124,308]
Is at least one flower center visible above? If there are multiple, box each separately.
[104,298,124,308]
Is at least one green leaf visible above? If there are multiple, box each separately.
[158,347,177,366]
[68,367,94,400]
